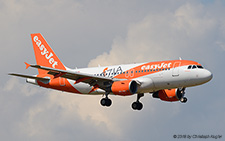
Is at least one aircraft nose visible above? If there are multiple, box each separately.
[203,69,213,82]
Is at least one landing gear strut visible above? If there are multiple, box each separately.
[100,92,112,107]
[132,93,144,110]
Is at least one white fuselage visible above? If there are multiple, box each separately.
[63,62,212,95]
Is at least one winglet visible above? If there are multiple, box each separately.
[25,62,31,69]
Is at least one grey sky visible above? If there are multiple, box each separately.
[0,0,224,140]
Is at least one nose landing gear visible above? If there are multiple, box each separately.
[178,88,188,103]
[180,97,187,103]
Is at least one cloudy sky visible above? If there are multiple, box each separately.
[0,0,225,140]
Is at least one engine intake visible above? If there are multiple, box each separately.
[111,80,137,96]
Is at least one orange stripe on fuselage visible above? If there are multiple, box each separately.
[114,60,200,79]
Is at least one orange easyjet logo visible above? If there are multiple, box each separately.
[141,62,172,70]
[33,36,58,68]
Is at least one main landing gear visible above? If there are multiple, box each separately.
[132,93,144,110]
[100,92,112,107]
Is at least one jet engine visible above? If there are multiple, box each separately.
[111,80,138,96]
[152,88,185,102]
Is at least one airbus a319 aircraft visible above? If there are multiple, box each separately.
[9,33,213,110]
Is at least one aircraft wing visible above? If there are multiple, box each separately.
[8,73,50,81]
[29,64,114,86]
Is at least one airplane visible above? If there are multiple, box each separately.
[9,33,213,110]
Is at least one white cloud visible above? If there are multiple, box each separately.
[88,2,222,67]
[3,77,19,91]
[216,41,225,51]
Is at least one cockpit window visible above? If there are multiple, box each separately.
[197,65,204,69]
[187,65,192,69]
[192,65,197,69]
[187,65,204,69]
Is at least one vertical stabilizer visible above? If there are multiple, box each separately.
[31,33,66,74]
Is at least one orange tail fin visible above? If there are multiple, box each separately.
[31,33,66,74]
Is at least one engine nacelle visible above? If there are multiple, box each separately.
[152,89,182,102]
[111,80,138,96]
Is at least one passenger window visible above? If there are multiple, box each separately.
[187,65,192,69]
[192,65,197,69]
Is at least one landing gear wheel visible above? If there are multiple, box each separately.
[131,93,144,110]
[100,98,107,106]
[105,98,112,107]
[136,102,143,110]
[180,97,187,103]
[132,102,138,110]
[100,98,112,107]
[131,102,143,110]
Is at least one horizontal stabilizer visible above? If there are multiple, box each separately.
[8,73,50,81]
[24,62,31,69]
